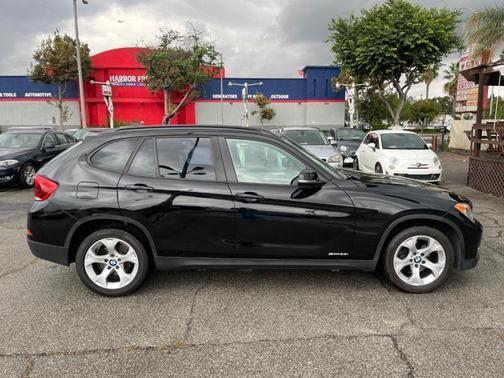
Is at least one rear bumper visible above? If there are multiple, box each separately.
[27,239,70,266]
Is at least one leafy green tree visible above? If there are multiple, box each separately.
[328,0,462,126]
[138,25,220,124]
[251,93,276,125]
[28,31,91,130]
[464,6,504,58]
[422,64,439,100]
[443,62,459,118]
[431,96,452,115]
[358,87,397,126]
[405,99,442,131]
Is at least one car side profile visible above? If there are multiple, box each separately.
[27,126,481,296]
[354,130,442,183]
[0,127,76,187]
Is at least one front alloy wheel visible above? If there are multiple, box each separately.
[76,229,149,296]
[384,227,453,293]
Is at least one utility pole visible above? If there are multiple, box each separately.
[73,0,88,128]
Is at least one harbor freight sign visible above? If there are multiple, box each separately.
[0,76,77,99]
[108,75,145,87]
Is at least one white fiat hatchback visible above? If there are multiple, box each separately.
[354,130,442,183]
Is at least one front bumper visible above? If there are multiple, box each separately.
[0,166,19,184]
[391,171,442,183]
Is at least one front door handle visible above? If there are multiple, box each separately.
[125,184,154,192]
[235,192,264,203]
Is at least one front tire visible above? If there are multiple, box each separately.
[375,163,383,174]
[353,157,359,171]
[19,163,36,188]
[383,226,454,293]
[75,229,149,297]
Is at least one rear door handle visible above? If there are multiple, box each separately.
[235,192,264,203]
[125,184,154,192]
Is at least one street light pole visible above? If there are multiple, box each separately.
[335,81,366,128]
[73,0,88,128]
[218,53,224,125]
[228,81,263,127]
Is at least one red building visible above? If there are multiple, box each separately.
[84,47,199,126]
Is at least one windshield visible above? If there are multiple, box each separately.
[0,133,42,148]
[336,128,365,141]
[381,133,428,150]
[280,136,347,180]
[283,130,329,145]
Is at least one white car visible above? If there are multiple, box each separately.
[354,130,442,183]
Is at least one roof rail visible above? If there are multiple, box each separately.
[7,126,53,131]
[114,125,269,134]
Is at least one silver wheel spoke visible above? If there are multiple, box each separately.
[94,267,112,287]
[119,246,138,264]
[423,260,444,277]
[409,265,423,285]
[402,237,417,252]
[101,239,118,254]
[84,251,106,266]
[393,257,411,272]
[418,239,442,257]
[116,265,133,286]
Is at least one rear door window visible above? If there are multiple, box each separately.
[128,138,157,177]
[90,139,139,172]
[156,137,216,181]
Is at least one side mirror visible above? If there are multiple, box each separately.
[330,140,337,146]
[297,169,324,188]
[368,142,376,150]
[426,143,432,149]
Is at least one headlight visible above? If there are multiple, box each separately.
[433,156,439,165]
[339,145,347,152]
[327,154,343,163]
[389,156,400,166]
[0,159,18,167]
[454,203,475,222]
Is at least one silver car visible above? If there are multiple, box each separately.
[271,127,343,168]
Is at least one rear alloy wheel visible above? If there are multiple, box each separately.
[19,163,36,188]
[384,226,453,293]
[375,163,383,174]
[76,229,149,296]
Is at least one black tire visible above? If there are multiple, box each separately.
[75,229,149,297]
[375,163,383,174]
[383,226,454,293]
[19,163,36,188]
[353,157,359,171]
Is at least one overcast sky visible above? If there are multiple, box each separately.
[0,0,499,98]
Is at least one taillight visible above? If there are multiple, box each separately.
[34,173,58,201]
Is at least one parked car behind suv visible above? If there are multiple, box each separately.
[0,127,75,187]
[271,127,343,168]
[328,127,366,166]
[27,126,481,296]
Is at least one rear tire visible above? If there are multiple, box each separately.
[383,226,454,293]
[75,229,149,297]
[19,163,36,188]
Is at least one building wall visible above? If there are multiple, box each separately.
[195,101,344,128]
[0,101,80,132]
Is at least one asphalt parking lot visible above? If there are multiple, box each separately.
[0,152,503,377]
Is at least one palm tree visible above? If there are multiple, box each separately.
[465,6,504,58]
[443,62,459,118]
[422,64,439,100]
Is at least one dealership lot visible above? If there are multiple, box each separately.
[0,152,503,376]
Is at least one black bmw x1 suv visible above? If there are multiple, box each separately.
[27,126,482,296]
